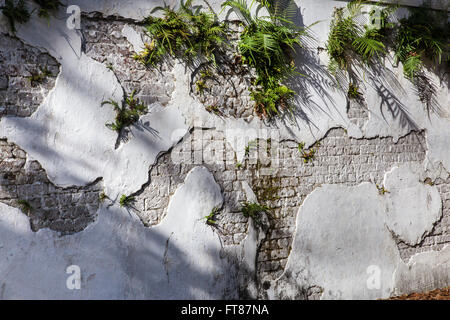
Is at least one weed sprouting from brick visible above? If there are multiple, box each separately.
[119,194,135,207]
[101,90,148,134]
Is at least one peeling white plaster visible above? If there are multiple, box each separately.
[0,166,239,299]
[0,0,449,300]
[0,14,188,197]
[121,25,145,53]
[150,0,450,173]
[270,183,401,300]
[393,245,450,295]
[270,165,445,299]
[383,165,442,245]
[2,0,448,197]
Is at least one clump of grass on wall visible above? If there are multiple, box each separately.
[134,0,229,67]
[101,90,147,134]
[17,199,33,214]
[203,207,220,226]
[241,201,269,224]
[28,66,53,87]
[119,194,135,208]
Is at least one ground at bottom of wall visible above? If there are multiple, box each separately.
[386,287,450,300]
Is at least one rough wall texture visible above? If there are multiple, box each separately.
[0,35,59,118]
[0,0,449,300]
[0,139,102,234]
[130,125,450,284]
[82,16,175,107]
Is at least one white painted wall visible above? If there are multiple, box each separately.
[0,0,448,299]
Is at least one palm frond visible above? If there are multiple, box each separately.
[353,34,385,62]
[403,54,422,79]
[222,0,253,25]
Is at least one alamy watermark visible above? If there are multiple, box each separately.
[66,5,81,30]
[66,265,81,290]
[366,265,381,290]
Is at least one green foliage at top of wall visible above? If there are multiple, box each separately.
[394,1,449,79]
[325,0,390,74]
[223,0,309,119]
[1,0,62,32]
[326,0,448,80]
[135,0,312,120]
[1,0,31,32]
[33,0,62,20]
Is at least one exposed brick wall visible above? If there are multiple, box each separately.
[252,128,428,280]
[0,34,59,118]
[82,18,257,120]
[130,126,449,283]
[0,140,102,235]
[82,16,175,107]
[0,13,448,290]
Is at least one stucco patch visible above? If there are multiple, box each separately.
[270,165,445,299]
[383,165,442,245]
[393,245,450,295]
[270,183,401,300]
[0,166,240,299]
[0,14,188,198]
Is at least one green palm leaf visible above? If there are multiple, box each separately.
[222,0,253,25]
[353,36,385,62]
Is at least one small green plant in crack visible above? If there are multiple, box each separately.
[28,66,53,87]
[244,145,250,157]
[195,79,207,94]
[301,149,316,163]
[17,199,32,214]
[298,141,317,163]
[101,90,148,133]
[119,194,135,208]
[376,184,389,195]
[235,162,243,169]
[1,0,30,32]
[106,62,114,71]
[203,207,220,226]
[205,105,222,115]
[244,141,258,157]
[195,68,213,94]
[99,191,108,203]
[241,201,269,224]
[347,83,362,99]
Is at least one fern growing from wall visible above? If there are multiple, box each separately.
[393,2,449,79]
[325,0,388,74]
[223,0,309,118]
[135,0,229,67]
